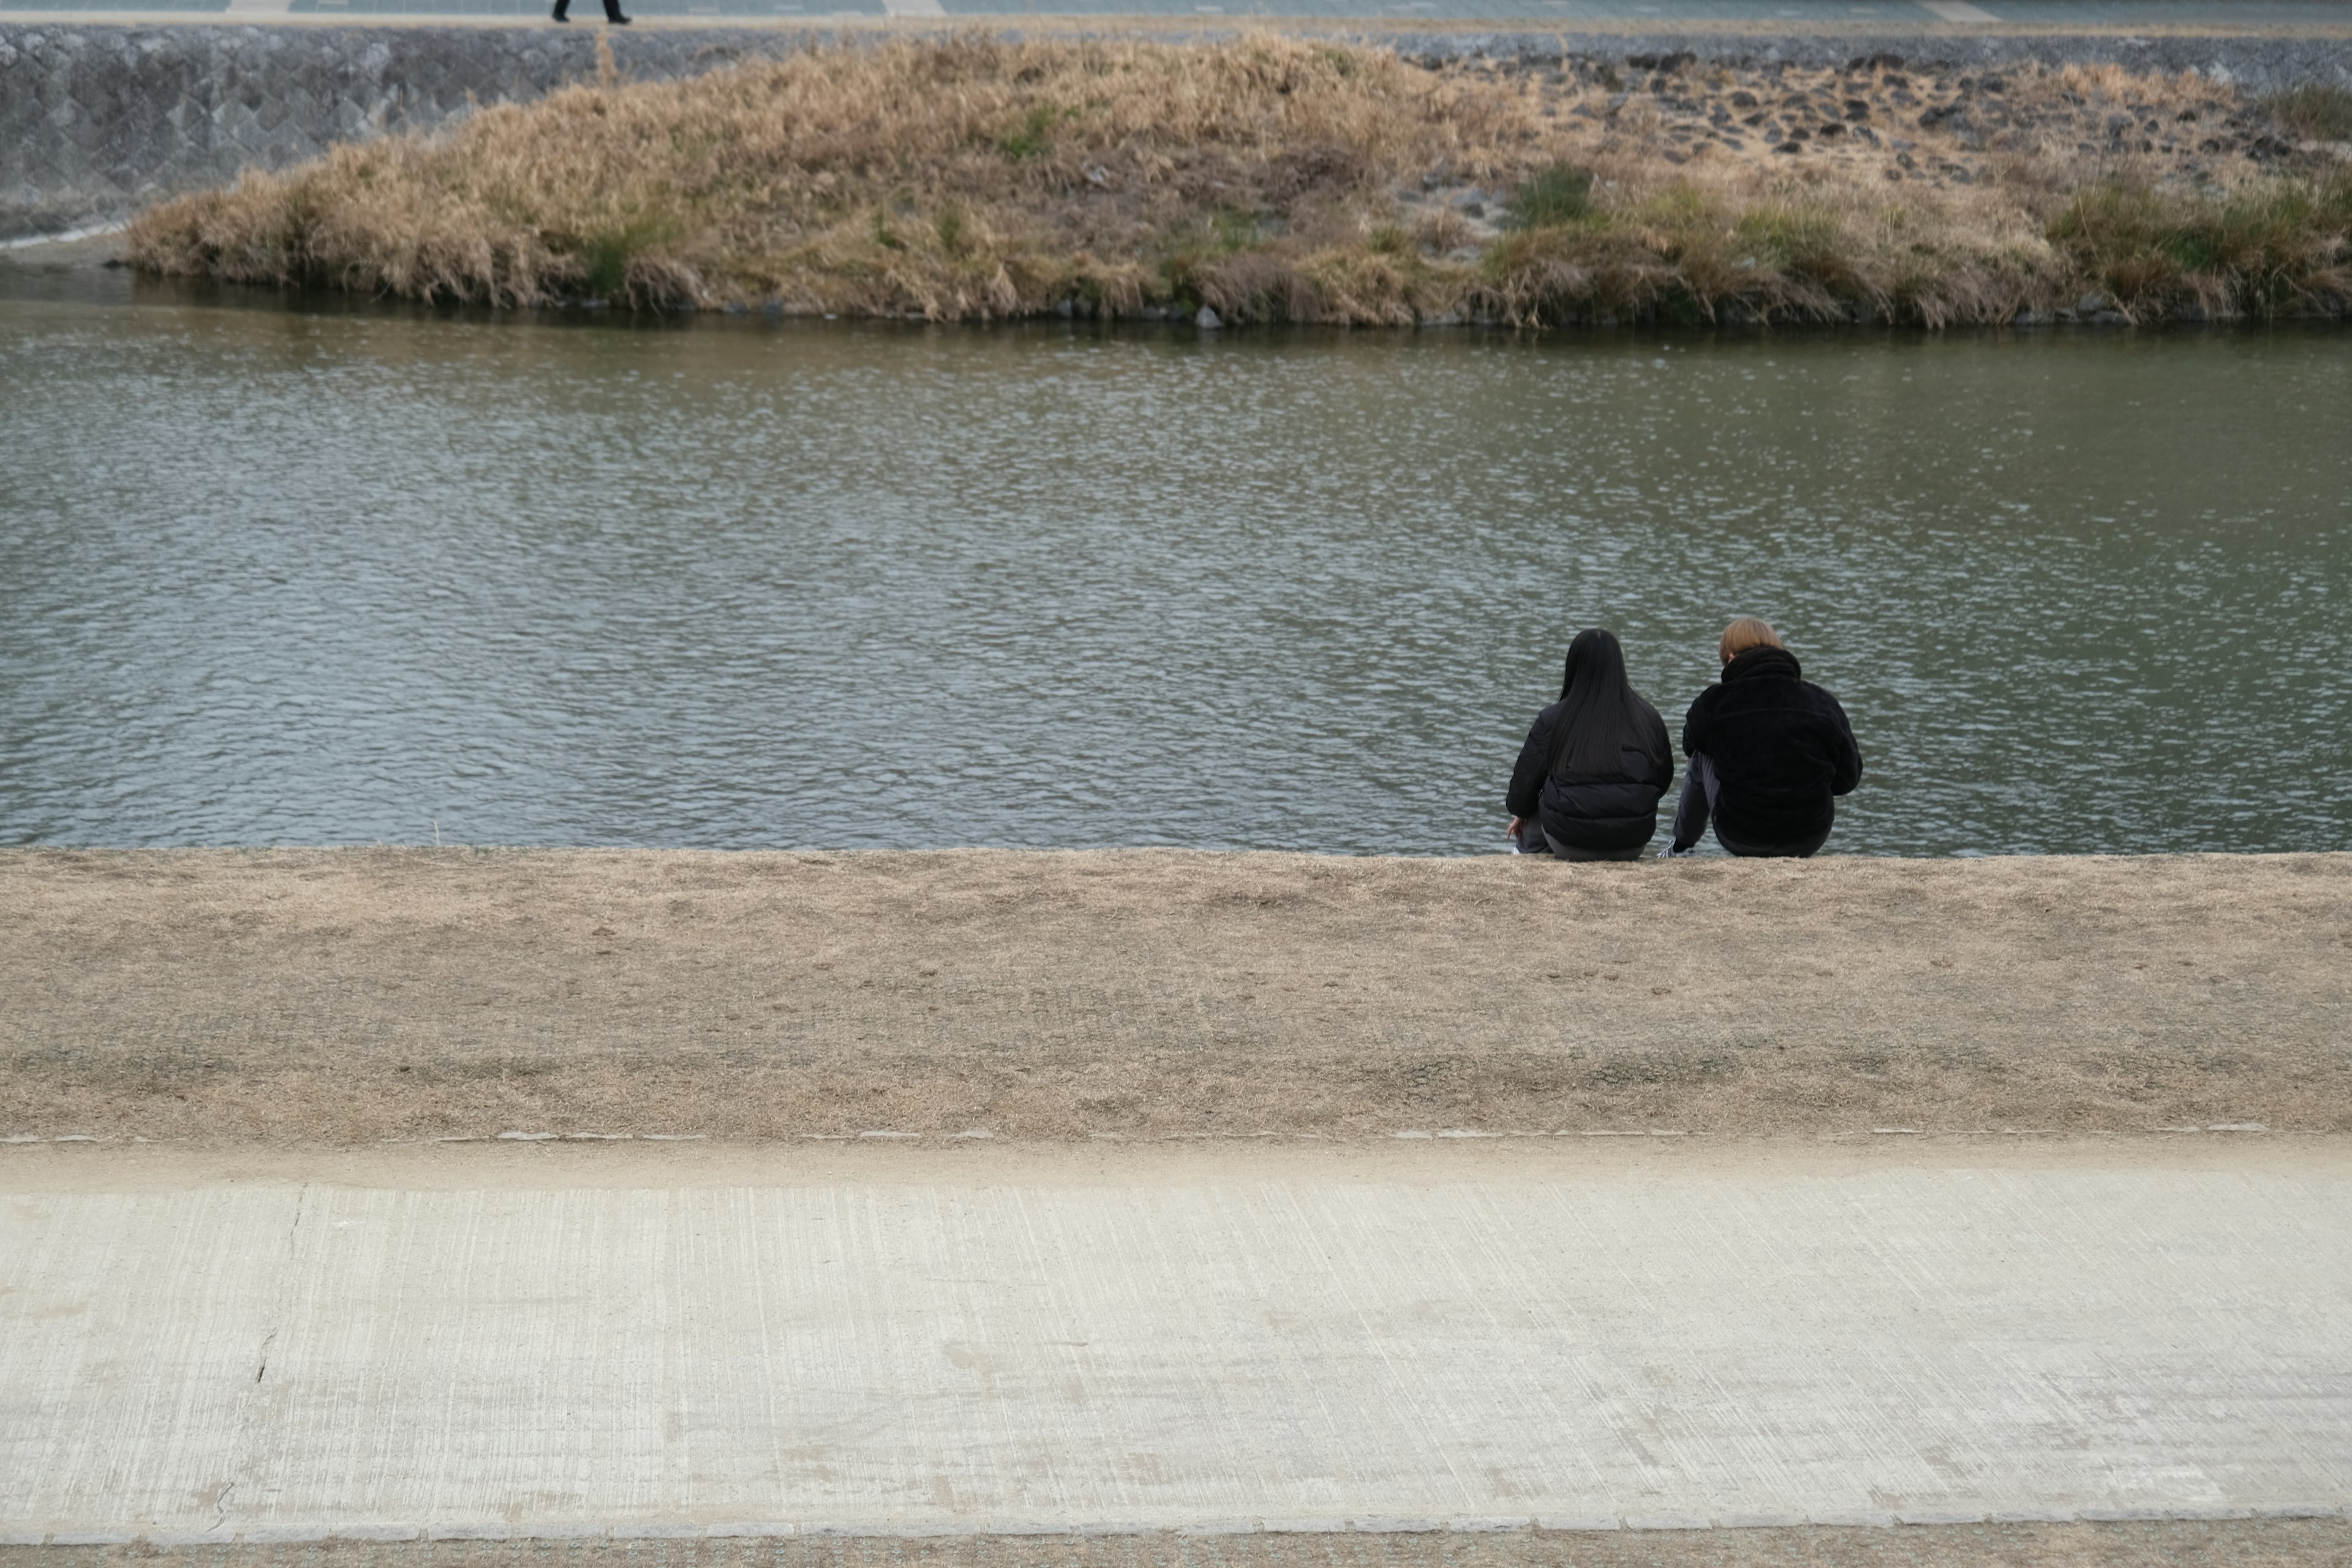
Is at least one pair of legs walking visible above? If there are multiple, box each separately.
[1669,754,1830,859]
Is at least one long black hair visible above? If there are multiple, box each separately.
[1544,628,1668,779]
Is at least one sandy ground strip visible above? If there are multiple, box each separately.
[2,850,2346,1143]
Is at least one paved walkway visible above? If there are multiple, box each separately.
[4,1142,2348,1542]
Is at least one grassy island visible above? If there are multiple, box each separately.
[127,35,2352,326]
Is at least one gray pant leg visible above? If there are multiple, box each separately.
[1670,753,1717,851]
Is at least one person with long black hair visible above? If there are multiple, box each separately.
[1503,628,1675,861]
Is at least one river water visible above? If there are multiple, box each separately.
[2,282,2346,855]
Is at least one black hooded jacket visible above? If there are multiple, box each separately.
[1681,645,1863,845]
[1507,699,1675,853]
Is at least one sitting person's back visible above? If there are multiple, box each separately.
[1506,628,1674,861]
[1669,619,1861,858]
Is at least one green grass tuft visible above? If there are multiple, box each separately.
[2048,175,2352,317]
[1507,164,1596,229]
[998,103,1077,160]
[2264,83,2352,142]
[575,214,681,297]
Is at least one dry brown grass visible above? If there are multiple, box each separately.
[124,36,2352,326]
[4,848,2348,1145]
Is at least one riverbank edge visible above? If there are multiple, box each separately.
[13,240,2346,333]
[4,847,2346,1145]
[18,251,2352,334]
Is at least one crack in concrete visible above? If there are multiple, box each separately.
[253,1185,307,1385]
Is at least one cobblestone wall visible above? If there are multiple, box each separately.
[3,21,2346,242]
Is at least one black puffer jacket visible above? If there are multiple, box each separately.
[1507,700,1675,853]
[1681,646,1863,845]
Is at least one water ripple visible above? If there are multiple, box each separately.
[1,297,2346,854]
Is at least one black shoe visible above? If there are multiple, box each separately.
[551,0,569,18]
[606,10,630,19]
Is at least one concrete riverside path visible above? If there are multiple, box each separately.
[4,1139,2350,1544]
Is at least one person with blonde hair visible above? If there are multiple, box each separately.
[1664,617,1861,858]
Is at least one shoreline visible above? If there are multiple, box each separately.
[21,251,2352,337]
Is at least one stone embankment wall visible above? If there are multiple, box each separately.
[3,21,2348,242]
[0,25,803,241]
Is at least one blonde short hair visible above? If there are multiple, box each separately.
[1719,617,1782,663]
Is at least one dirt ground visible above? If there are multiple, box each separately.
[1,848,2346,1145]
[7,1521,2350,1568]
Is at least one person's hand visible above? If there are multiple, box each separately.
[1505,815,1525,840]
